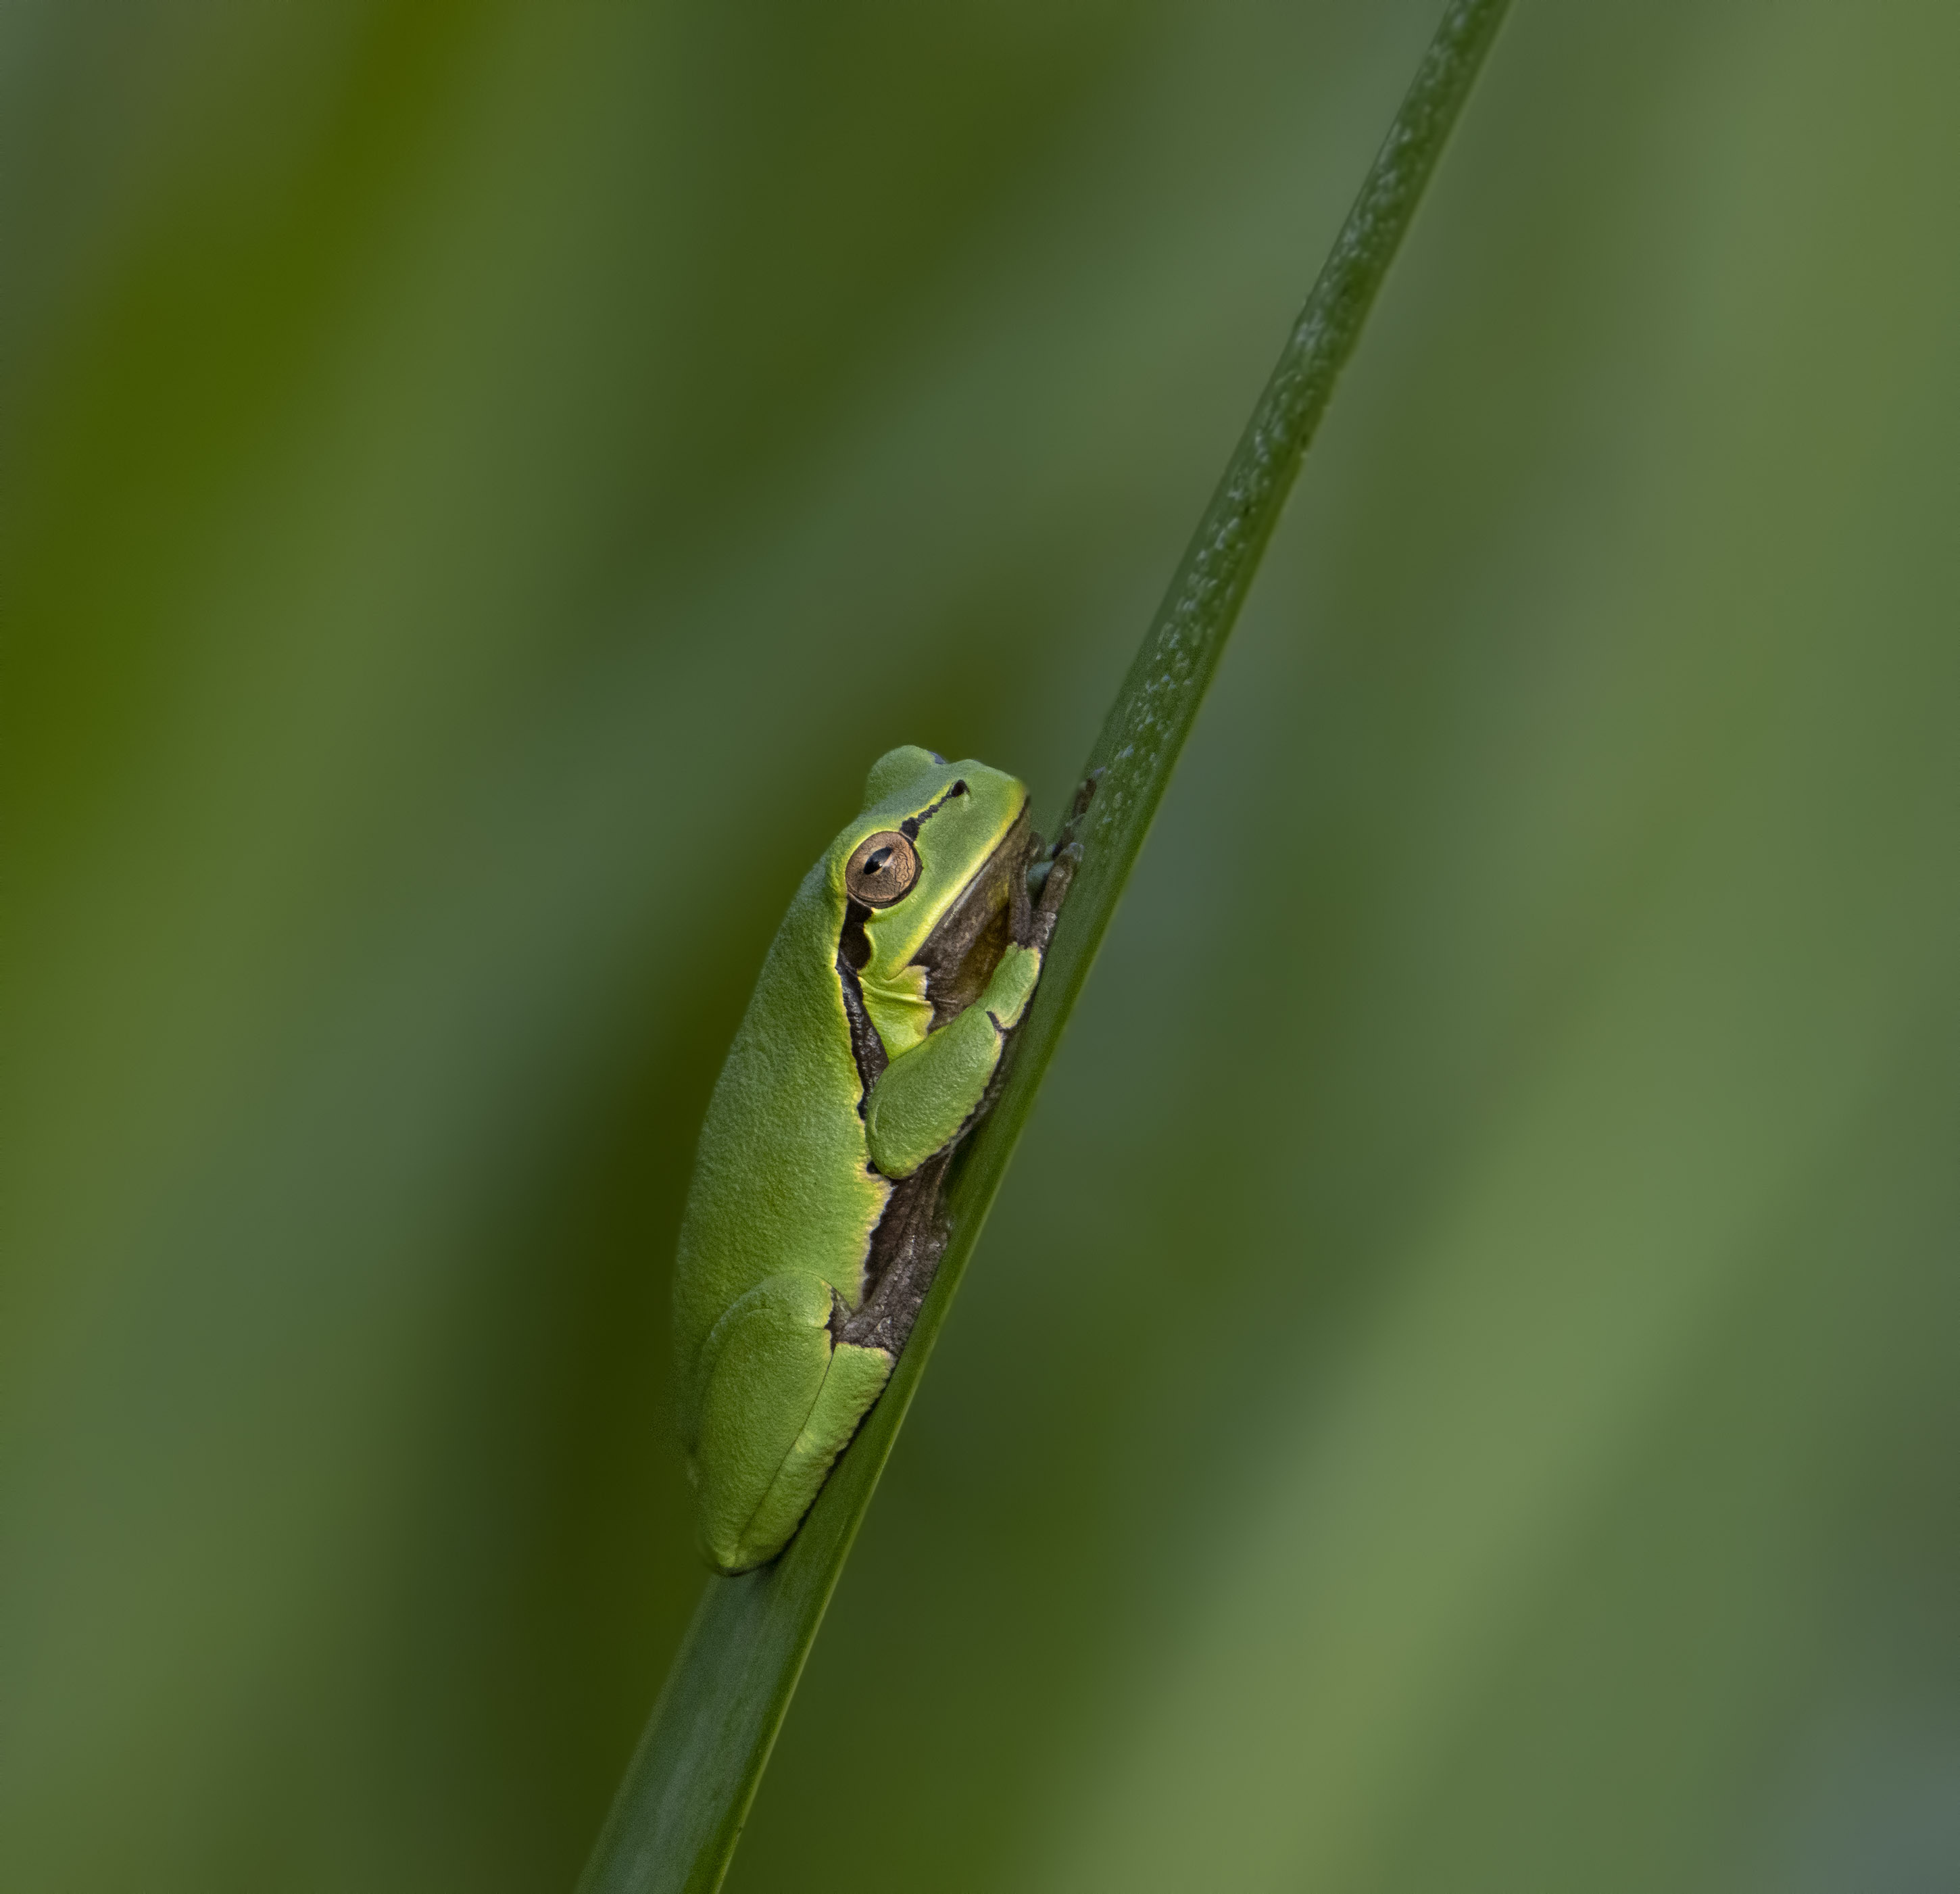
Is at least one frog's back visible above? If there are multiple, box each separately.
[672,861,889,1416]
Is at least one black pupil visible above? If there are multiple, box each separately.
[865,849,890,877]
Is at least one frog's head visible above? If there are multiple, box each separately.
[829,745,1031,1027]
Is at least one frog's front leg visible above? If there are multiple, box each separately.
[864,944,1042,1179]
[687,1272,892,1572]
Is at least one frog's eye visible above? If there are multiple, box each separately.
[846,830,919,906]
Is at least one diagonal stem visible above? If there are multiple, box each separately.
[576,5,1511,1889]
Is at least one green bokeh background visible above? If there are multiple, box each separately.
[5,1,1959,1889]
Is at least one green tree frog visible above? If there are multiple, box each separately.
[672,745,1076,1574]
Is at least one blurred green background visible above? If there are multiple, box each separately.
[5,0,1959,1889]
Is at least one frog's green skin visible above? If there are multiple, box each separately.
[674,746,1054,1574]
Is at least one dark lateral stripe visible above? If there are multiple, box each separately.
[834,951,888,1113]
[899,777,966,841]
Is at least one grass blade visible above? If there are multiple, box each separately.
[577,5,1510,1888]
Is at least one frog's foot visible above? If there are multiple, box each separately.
[1028,840,1079,951]
[1025,773,1089,952]
[688,1273,891,1574]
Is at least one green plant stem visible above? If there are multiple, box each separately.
[576,5,1509,1889]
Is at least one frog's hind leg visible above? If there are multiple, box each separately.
[736,1336,891,1570]
[688,1273,891,1573]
